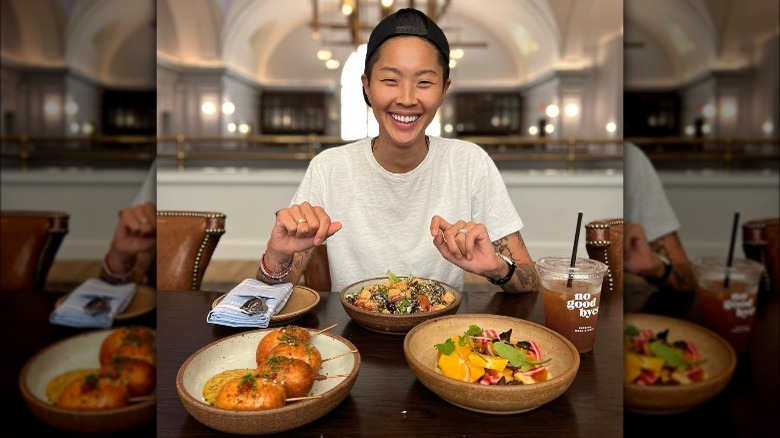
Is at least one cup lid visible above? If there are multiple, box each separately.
[692,256,765,275]
[535,256,608,278]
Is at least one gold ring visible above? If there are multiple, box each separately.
[140,217,149,223]
[296,218,307,224]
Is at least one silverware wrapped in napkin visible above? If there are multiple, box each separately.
[206,279,293,328]
[49,278,136,328]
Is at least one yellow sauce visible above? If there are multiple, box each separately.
[46,368,99,403]
[202,368,255,405]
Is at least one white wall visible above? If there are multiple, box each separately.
[156,169,624,261]
[660,171,780,259]
[5,168,775,265]
[1,169,149,258]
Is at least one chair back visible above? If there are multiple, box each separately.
[584,218,624,294]
[156,211,226,291]
[303,245,332,292]
[0,210,69,292]
[742,217,779,293]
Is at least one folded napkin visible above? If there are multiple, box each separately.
[49,278,136,328]
[207,279,294,328]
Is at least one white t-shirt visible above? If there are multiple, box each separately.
[624,142,680,241]
[291,136,523,292]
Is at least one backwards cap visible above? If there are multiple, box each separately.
[363,8,449,106]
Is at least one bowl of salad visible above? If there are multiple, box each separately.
[403,313,580,414]
[624,313,737,414]
[339,271,462,334]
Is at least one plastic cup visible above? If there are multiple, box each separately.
[693,256,765,353]
[536,256,608,353]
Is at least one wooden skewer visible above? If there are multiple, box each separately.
[312,323,338,337]
[287,395,323,402]
[322,349,358,362]
[129,395,155,403]
[314,373,350,380]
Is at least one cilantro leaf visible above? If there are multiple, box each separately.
[435,338,455,355]
[464,325,483,336]
[624,324,639,337]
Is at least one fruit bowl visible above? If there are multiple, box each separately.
[624,313,737,414]
[403,313,580,414]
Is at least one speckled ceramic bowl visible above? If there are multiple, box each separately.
[340,277,462,335]
[176,327,360,435]
[624,313,737,414]
[19,329,156,433]
[403,313,580,414]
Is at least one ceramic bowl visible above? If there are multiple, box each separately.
[176,327,360,435]
[19,329,156,433]
[340,277,462,334]
[403,313,580,414]
[624,313,737,414]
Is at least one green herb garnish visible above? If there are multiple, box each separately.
[435,338,455,355]
[493,342,550,372]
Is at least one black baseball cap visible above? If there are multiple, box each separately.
[363,8,450,106]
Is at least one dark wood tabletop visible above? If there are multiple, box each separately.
[1,288,157,435]
[624,275,780,436]
[156,287,624,438]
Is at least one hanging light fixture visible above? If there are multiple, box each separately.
[341,0,355,16]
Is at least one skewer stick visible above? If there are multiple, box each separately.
[314,374,350,380]
[312,323,338,337]
[129,395,155,403]
[287,395,323,402]
[322,349,358,362]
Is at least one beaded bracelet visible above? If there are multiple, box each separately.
[101,253,132,284]
[259,252,293,281]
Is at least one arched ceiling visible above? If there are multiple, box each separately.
[2,0,775,91]
[1,0,156,88]
[624,0,779,89]
[158,0,623,89]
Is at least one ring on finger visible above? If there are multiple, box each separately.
[140,217,149,224]
[457,228,468,235]
[296,218,308,224]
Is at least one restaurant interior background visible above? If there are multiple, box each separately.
[0,0,778,291]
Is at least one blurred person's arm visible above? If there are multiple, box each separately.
[101,202,156,285]
[624,222,696,292]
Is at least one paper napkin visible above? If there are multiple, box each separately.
[49,278,136,328]
[206,279,294,328]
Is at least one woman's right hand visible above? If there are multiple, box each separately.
[267,202,342,257]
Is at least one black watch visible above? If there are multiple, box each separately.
[488,253,516,285]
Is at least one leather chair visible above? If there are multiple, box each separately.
[156,211,226,291]
[742,217,779,293]
[0,210,69,292]
[584,218,624,294]
[303,244,331,292]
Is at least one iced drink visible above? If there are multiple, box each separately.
[536,257,608,353]
[693,256,764,353]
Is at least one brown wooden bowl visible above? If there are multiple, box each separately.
[404,313,580,414]
[340,277,462,335]
[624,313,737,414]
[176,327,360,435]
[18,329,156,433]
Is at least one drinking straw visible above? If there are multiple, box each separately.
[568,211,584,288]
[723,211,740,288]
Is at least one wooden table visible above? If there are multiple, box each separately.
[1,288,156,436]
[157,288,624,437]
[624,276,780,436]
